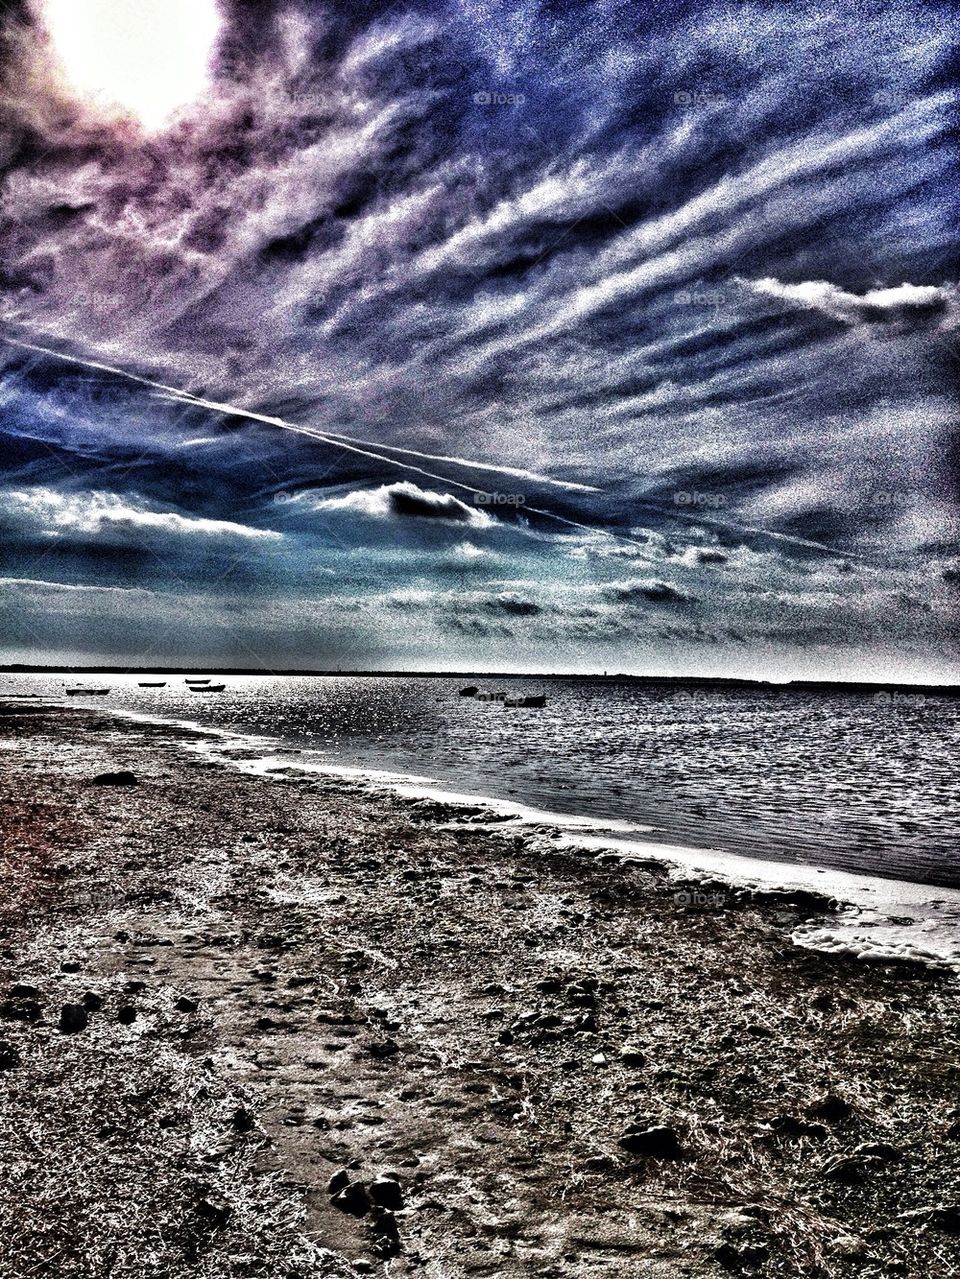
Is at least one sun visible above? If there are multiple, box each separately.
[40,0,222,132]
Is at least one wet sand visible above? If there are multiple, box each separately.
[1,702,958,1279]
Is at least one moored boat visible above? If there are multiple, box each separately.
[504,693,547,708]
[190,683,226,692]
[65,688,110,696]
[138,681,166,687]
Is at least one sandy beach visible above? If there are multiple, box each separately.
[1,700,958,1279]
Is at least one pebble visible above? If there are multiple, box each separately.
[366,1038,399,1058]
[369,1174,404,1210]
[59,1003,88,1034]
[90,771,138,786]
[331,1181,371,1217]
[117,1006,137,1025]
[619,1044,646,1066]
[9,984,41,1000]
[618,1124,684,1158]
[0,1040,20,1070]
[808,1093,853,1123]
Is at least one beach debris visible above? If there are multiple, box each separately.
[59,1003,88,1034]
[458,685,479,696]
[90,770,138,786]
[618,1123,684,1158]
[117,1005,137,1025]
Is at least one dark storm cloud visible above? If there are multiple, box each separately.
[0,0,957,675]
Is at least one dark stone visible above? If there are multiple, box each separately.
[369,1175,404,1210]
[9,984,41,1000]
[367,1038,399,1059]
[855,1142,902,1162]
[90,771,138,786]
[59,1003,88,1034]
[196,1192,232,1228]
[117,1006,137,1024]
[60,961,81,973]
[81,992,103,1012]
[232,1107,256,1132]
[821,1154,877,1183]
[0,1041,20,1070]
[619,1044,646,1067]
[331,1181,371,1216]
[370,1208,402,1258]
[175,996,198,1013]
[327,1168,351,1195]
[770,1115,829,1139]
[618,1124,684,1159]
[809,1093,853,1123]
[458,686,479,697]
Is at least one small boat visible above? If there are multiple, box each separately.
[185,678,210,685]
[138,681,166,687]
[459,685,479,697]
[66,688,110,696]
[505,693,547,708]
[190,683,225,692]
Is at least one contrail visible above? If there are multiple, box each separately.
[2,332,875,563]
[2,336,598,493]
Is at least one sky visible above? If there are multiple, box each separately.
[0,0,957,679]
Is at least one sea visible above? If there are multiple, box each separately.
[6,672,960,966]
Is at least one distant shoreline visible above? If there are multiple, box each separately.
[2,664,958,697]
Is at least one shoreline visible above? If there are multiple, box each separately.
[2,703,959,1278]
[74,698,960,972]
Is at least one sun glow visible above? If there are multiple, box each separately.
[40,0,222,131]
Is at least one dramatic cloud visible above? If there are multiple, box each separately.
[743,277,958,327]
[301,481,493,527]
[3,487,282,542]
[0,0,956,678]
